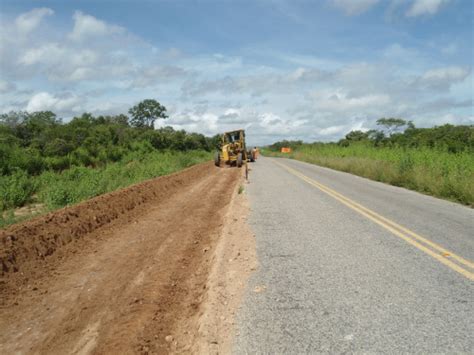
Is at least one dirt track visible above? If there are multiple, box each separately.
[0,162,249,354]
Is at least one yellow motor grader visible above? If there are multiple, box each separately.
[214,129,254,168]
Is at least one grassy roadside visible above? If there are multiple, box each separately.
[0,150,212,228]
[262,145,473,207]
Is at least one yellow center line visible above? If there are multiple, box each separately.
[280,162,474,269]
[274,160,474,281]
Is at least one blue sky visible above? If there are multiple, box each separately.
[0,0,472,144]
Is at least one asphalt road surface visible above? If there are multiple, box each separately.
[234,156,473,353]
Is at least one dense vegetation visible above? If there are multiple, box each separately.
[0,100,217,226]
[265,120,474,206]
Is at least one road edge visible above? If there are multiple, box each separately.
[194,172,257,354]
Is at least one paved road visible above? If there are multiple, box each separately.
[234,156,473,353]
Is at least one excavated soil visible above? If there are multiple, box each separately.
[0,162,246,354]
[195,183,257,354]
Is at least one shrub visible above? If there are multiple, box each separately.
[35,150,212,211]
[44,156,71,171]
[71,147,94,166]
[44,138,74,156]
[0,169,37,210]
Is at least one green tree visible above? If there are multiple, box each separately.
[367,129,385,145]
[108,114,129,126]
[345,130,369,141]
[128,99,168,129]
[44,138,74,156]
[22,111,60,139]
[26,111,59,126]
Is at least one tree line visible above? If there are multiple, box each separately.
[268,118,474,153]
[0,99,219,176]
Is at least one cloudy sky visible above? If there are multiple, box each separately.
[0,0,472,144]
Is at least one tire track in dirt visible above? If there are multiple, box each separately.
[0,162,244,354]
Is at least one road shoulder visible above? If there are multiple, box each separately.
[195,177,257,354]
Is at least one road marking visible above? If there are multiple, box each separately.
[274,160,474,281]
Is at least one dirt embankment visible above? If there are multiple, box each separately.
[0,162,255,354]
[1,163,211,282]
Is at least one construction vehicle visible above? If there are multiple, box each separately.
[214,129,251,168]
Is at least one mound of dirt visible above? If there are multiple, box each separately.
[0,162,249,354]
[0,163,210,292]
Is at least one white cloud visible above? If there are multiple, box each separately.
[19,43,66,66]
[181,67,330,99]
[68,67,94,81]
[319,124,348,136]
[309,90,391,113]
[18,43,103,81]
[421,67,469,82]
[167,107,306,143]
[3,9,172,87]
[127,66,188,88]
[168,111,219,135]
[9,14,145,84]
[0,80,16,94]
[175,54,471,142]
[69,11,125,41]
[406,0,450,17]
[26,92,82,113]
[15,8,53,34]
[417,66,470,90]
[0,6,471,144]
[330,0,379,15]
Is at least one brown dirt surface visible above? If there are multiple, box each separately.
[195,182,257,354]
[0,162,247,354]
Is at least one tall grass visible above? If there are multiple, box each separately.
[0,150,212,227]
[264,143,474,206]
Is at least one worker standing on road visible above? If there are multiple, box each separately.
[253,147,258,160]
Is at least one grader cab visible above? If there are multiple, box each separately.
[214,129,253,168]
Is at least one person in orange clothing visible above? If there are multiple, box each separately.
[252,147,259,160]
